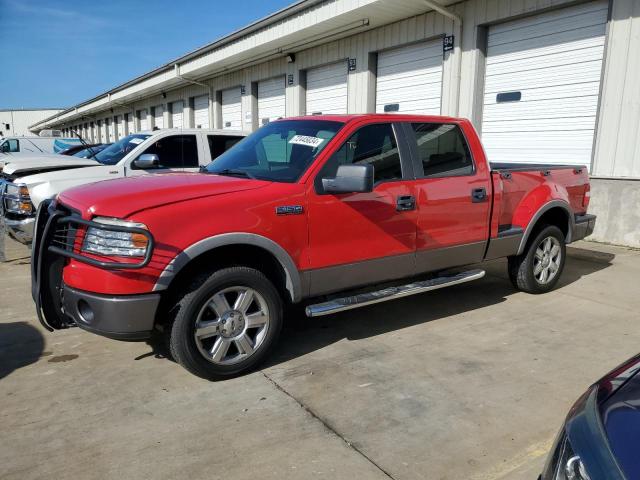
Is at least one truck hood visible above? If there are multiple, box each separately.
[59,172,270,218]
[2,156,99,175]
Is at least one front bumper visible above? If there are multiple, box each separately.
[62,285,161,340]
[572,214,596,242]
[3,216,34,244]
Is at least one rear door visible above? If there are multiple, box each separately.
[306,121,418,296]
[406,122,491,272]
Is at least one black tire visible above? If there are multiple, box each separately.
[508,225,566,294]
[169,266,283,380]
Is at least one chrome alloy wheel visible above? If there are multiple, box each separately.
[534,236,562,285]
[194,287,270,365]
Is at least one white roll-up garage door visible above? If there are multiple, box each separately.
[171,100,184,129]
[222,87,242,130]
[105,118,113,143]
[139,109,148,131]
[193,95,209,129]
[154,105,164,129]
[481,0,607,166]
[115,116,123,140]
[126,113,134,134]
[258,76,286,126]
[376,40,443,114]
[306,62,348,115]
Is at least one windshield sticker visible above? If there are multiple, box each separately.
[289,135,324,148]
[129,138,145,145]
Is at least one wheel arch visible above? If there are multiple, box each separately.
[516,200,574,255]
[153,233,303,303]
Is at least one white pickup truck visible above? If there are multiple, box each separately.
[1,129,245,244]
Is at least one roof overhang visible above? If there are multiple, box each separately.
[30,0,451,130]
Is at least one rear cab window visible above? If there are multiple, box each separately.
[207,135,243,160]
[138,134,199,168]
[411,123,474,177]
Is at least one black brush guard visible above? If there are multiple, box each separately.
[31,200,154,332]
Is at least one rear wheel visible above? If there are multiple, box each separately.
[169,267,283,380]
[508,225,566,294]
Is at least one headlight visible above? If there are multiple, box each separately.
[3,183,33,214]
[554,434,591,480]
[81,217,150,257]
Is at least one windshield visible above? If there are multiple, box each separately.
[206,120,343,182]
[73,144,109,158]
[93,134,150,165]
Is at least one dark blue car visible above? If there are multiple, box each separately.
[540,354,640,480]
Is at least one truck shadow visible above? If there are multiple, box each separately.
[0,322,45,381]
[265,250,615,370]
[143,247,614,373]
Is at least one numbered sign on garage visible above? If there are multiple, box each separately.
[376,40,443,114]
[222,87,242,130]
[481,0,607,166]
[193,95,209,129]
[258,76,286,126]
[171,101,184,129]
[306,62,348,115]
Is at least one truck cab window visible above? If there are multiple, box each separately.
[207,135,243,160]
[3,139,20,152]
[412,123,473,177]
[318,123,402,187]
[141,135,198,168]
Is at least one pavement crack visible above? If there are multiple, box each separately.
[260,370,396,480]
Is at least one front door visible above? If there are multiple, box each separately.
[407,122,491,272]
[306,122,418,296]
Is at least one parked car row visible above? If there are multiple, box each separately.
[1,128,245,243]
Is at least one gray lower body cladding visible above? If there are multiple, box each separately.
[63,286,160,340]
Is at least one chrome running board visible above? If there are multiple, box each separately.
[305,269,486,317]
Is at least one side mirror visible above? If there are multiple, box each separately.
[133,154,160,169]
[322,164,374,194]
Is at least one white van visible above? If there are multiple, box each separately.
[0,136,83,155]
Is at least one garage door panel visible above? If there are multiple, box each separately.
[488,23,606,59]
[483,117,597,132]
[483,96,600,121]
[488,4,607,45]
[486,45,605,76]
[484,82,601,104]
[484,61,604,93]
[376,40,442,115]
[487,35,605,66]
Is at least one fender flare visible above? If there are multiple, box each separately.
[516,200,575,255]
[153,233,303,302]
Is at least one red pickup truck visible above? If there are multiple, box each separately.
[32,114,595,379]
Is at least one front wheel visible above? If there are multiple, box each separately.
[169,267,283,380]
[508,225,566,294]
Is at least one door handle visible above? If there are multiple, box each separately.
[471,188,487,203]
[396,195,416,212]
